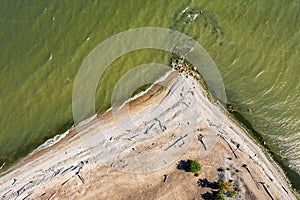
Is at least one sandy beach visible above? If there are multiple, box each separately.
[0,70,297,200]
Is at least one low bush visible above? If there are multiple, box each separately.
[215,191,226,200]
[217,181,230,191]
[188,160,201,173]
[229,190,238,198]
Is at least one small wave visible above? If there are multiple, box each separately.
[254,70,265,80]
[48,53,53,61]
[187,13,198,21]
[274,134,300,175]
[180,7,189,15]
[33,113,98,153]
[117,70,174,109]
[78,113,97,126]
[33,130,70,153]
[0,162,5,170]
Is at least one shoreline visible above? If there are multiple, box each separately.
[212,96,300,198]
[228,109,300,193]
[213,97,298,192]
[2,67,298,195]
[0,70,298,199]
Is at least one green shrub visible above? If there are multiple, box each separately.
[194,172,199,177]
[215,191,226,200]
[229,190,238,198]
[188,160,201,173]
[218,167,226,172]
[217,181,230,191]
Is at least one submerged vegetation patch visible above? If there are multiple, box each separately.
[170,6,224,45]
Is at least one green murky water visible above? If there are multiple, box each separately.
[0,0,299,192]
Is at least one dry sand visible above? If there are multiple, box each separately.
[0,70,297,200]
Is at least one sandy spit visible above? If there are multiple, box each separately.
[0,70,297,200]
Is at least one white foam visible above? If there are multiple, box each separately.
[78,113,97,126]
[117,69,175,110]
[48,53,53,61]
[33,130,70,153]
[180,7,189,15]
